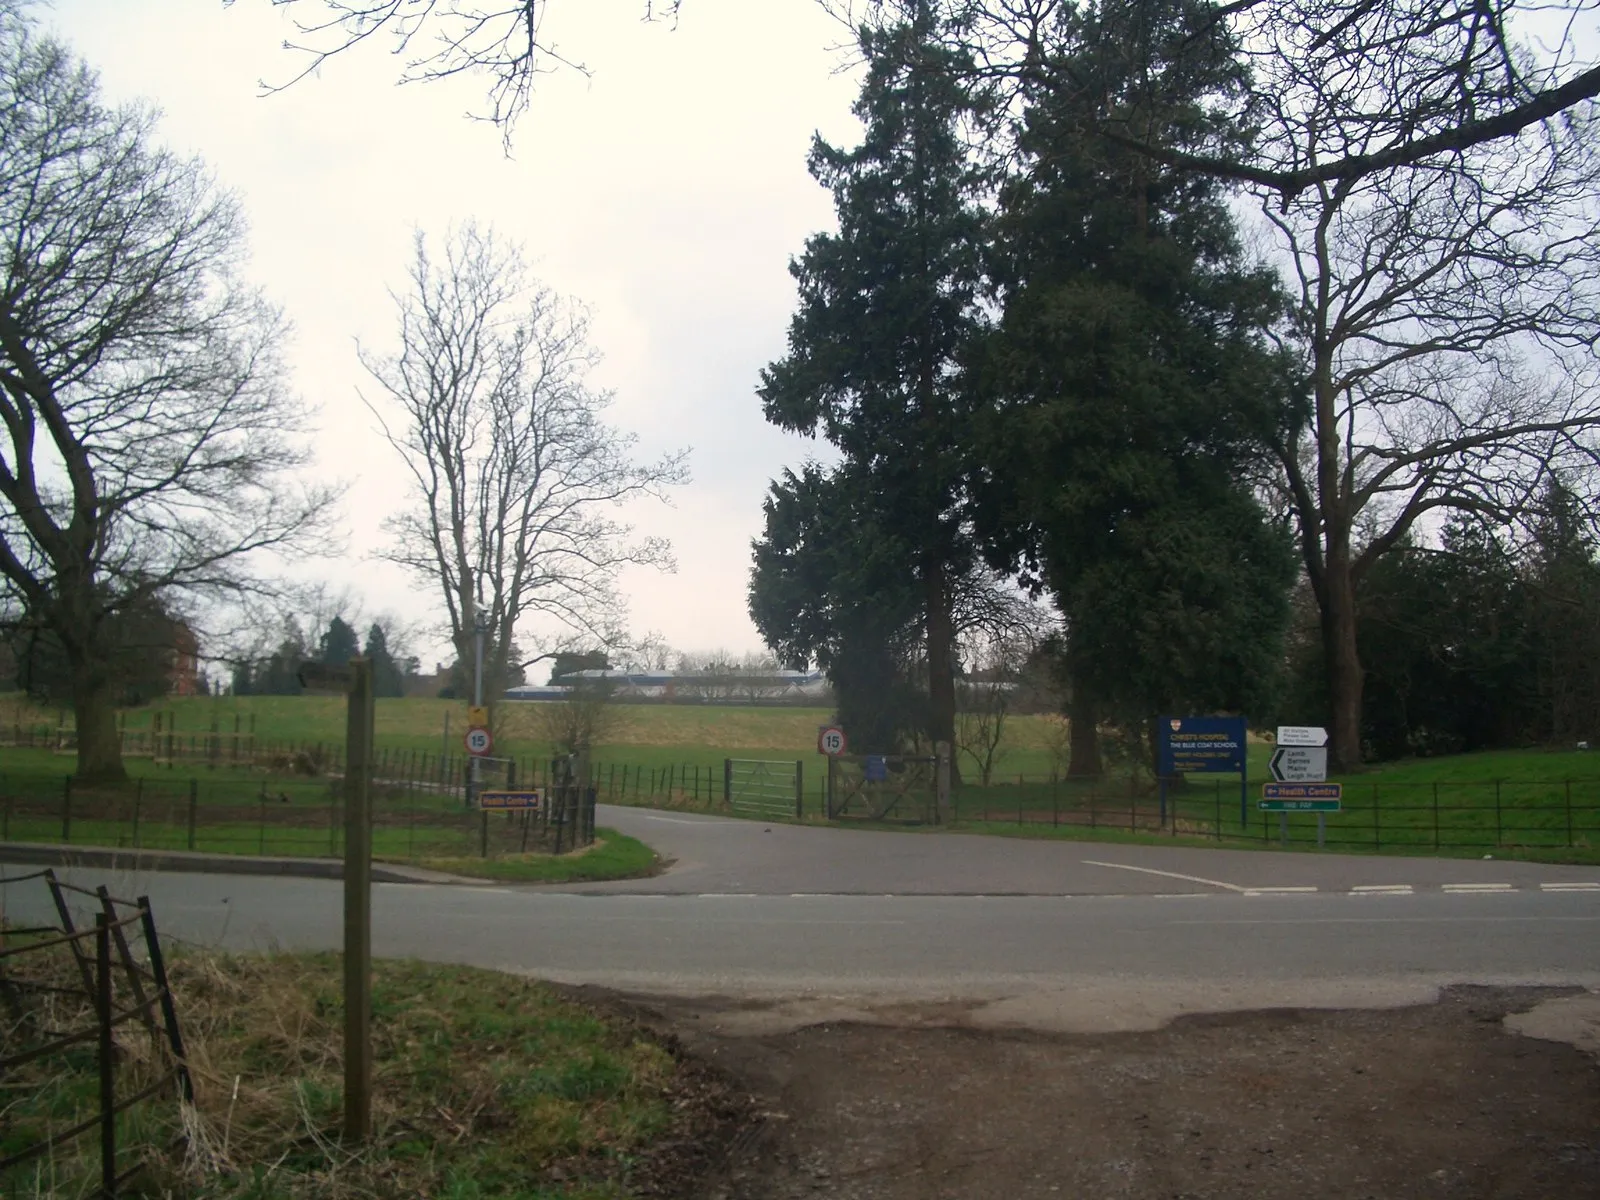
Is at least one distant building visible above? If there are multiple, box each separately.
[167,623,202,696]
[504,668,830,705]
[403,662,455,698]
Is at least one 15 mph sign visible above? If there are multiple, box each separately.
[818,726,847,756]
[464,726,493,757]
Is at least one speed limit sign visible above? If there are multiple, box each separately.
[464,726,493,757]
[818,726,847,756]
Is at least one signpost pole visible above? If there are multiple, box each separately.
[1317,812,1326,848]
[343,657,374,1143]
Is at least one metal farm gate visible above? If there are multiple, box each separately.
[827,754,939,824]
[723,758,803,820]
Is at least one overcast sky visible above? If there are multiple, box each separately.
[42,0,862,672]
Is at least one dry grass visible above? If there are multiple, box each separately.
[2,941,739,1198]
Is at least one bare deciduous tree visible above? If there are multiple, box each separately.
[0,6,334,780]
[362,223,687,728]
[242,0,682,145]
[534,676,620,756]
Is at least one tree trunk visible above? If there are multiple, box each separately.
[923,556,961,785]
[1067,685,1102,777]
[72,666,126,783]
[1322,555,1365,773]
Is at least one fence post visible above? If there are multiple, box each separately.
[1214,780,1222,840]
[96,915,117,1200]
[94,885,157,1044]
[1494,779,1503,847]
[723,759,732,806]
[46,868,99,1000]
[137,897,193,1102]
[1567,780,1574,847]
[187,779,198,851]
[795,760,804,819]
[1372,784,1380,851]
[62,774,72,843]
[1433,782,1440,850]
[2,779,9,840]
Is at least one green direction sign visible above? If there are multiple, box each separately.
[1259,798,1342,812]
[1260,782,1341,812]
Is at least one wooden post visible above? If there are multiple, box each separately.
[935,742,952,824]
[343,657,375,1142]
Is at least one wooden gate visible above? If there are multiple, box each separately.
[826,754,939,824]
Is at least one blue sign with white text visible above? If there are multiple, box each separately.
[1160,716,1247,776]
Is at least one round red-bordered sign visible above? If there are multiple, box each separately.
[817,726,847,756]
[464,726,493,756]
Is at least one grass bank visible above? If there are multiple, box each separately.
[400,828,662,883]
[4,949,740,1199]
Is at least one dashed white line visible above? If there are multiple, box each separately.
[1442,883,1513,893]
[1540,882,1600,892]
[1352,884,1414,895]
[1243,886,1319,896]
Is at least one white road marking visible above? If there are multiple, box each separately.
[1352,885,1414,894]
[1541,882,1600,892]
[1082,860,1247,893]
[1243,886,1319,895]
[1442,883,1514,892]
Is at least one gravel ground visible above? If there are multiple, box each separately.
[609,985,1600,1200]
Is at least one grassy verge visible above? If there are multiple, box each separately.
[4,949,738,1199]
[398,828,663,883]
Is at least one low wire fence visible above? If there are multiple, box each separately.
[1,869,191,1198]
[948,774,1600,853]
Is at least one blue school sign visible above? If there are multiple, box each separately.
[1159,716,1249,827]
[1160,716,1247,775]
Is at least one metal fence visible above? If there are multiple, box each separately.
[827,755,940,824]
[0,765,597,862]
[949,774,1600,853]
[1,869,191,1198]
[723,759,804,819]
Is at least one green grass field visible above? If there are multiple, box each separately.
[7,693,1600,862]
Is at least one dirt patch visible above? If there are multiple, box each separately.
[595,985,1600,1200]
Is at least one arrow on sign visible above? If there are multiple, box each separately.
[1269,745,1328,783]
[1275,725,1329,747]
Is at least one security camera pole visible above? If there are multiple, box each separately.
[471,610,489,809]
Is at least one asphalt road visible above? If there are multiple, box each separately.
[589,803,1600,895]
[6,838,1598,1031]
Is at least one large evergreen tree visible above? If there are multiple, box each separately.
[320,616,359,667]
[750,464,929,751]
[364,622,406,698]
[757,1,987,761]
[975,0,1296,765]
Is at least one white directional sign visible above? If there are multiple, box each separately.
[1276,725,1328,747]
[1269,745,1328,782]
